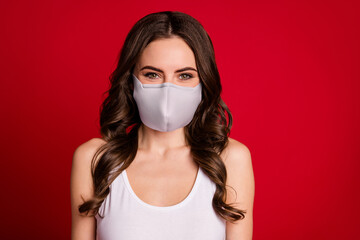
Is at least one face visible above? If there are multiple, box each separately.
[133,36,200,88]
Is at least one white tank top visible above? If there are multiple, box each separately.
[95,165,226,240]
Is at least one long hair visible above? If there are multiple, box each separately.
[78,10,246,223]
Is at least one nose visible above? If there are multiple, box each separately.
[163,74,175,84]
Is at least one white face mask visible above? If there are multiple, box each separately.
[132,74,202,132]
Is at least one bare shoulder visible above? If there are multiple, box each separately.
[74,137,107,156]
[73,138,107,165]
[222,137,255,240]
[221,137,254,196]
[70,137,107,239]
[71,137,108,183]
[221,137,254,200]
[221,137,252,166]
[71,137,107,202]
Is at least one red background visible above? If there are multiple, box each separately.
[1,0,359,239]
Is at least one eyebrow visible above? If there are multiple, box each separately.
[139,65,198,73]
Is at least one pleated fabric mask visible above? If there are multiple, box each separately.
[132,73,202,132]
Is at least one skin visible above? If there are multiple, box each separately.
[132,36,200,155]
[70,36,255,240]
[133,36,200,88]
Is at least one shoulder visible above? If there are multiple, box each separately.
[71,137,108,181]
[220,137,254,196]
[70,137,108,207]
[221,136,254,191]
[73,138,107,164]
[221,137,252,167]
[74,137,108,153]
[222,137,255,238]
[70,137,107,237]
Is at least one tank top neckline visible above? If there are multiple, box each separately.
[122,166,202,211]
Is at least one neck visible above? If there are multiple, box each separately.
[137,123,188,156]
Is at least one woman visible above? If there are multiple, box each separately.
[71,11,255,240]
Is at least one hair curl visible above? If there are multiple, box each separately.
[78,10,246,223]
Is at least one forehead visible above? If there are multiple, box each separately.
[137,37,197,69]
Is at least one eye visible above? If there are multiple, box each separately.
[179,73,193,80]
[144,72,159,79]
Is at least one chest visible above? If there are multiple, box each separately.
[96,165,226,240]
[124,162,199,207]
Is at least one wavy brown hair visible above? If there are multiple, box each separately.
[78,10,246,223]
